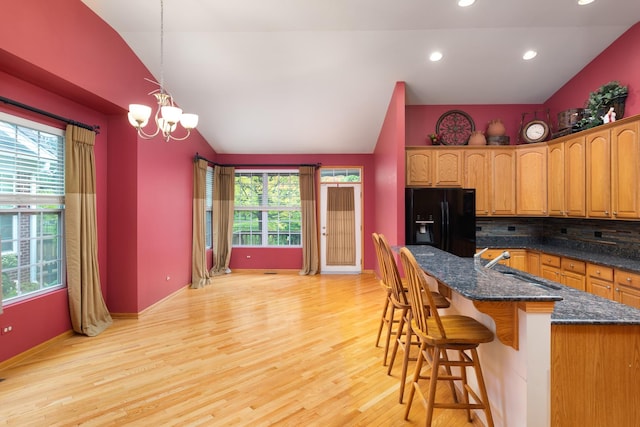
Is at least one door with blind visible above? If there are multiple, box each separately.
[320,183,362,274]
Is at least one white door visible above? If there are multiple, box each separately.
[320,183,362,274]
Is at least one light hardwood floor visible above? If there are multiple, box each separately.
[0,272,485,426]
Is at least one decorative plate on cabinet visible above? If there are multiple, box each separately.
[435,110,475,145]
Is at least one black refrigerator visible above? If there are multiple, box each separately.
[405,188,476,257]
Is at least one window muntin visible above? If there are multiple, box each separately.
[233,171,301,247]
[0,113,65,305]
[320,168,361,183]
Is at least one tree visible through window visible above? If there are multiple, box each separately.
[233,171,301,246]
[0,113,65,304]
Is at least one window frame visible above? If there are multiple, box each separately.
[233,169,302,248]
[0,112,66,306]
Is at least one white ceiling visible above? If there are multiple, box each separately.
[81,0,640,154]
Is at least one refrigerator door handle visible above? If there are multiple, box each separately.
[441,201,449,252]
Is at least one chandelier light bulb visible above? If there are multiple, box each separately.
[180,113,199,130]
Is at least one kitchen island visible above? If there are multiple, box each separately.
[405,245,640,427]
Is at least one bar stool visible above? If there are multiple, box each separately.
[371,232,399,366]
[399,247,495,426]
[377,234,450,403]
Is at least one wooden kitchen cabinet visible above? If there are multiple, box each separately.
[547,141,565,216]
[611,120,640,219]
[526,251,540,276]
[464,149,490,215]
[490,149,516,215]
[548,135,587,217]
[508,249,527,271]
[540,253,562,283]
[406,148,433,186]
[433,148,463,187]
[561,257,586,291]
[516,145,547,215]
[586,128,611,218]
[587,263,614,300]
[614,269,640,309]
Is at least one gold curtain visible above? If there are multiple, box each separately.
[191,159,210,288]
[326,186,356,266]
[64,125,112,336]
[211,166,235,275]
[299,166,319,275]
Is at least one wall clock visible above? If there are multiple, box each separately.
[521,119,550,143]
[435,110,475,145]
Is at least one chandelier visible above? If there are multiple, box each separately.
[127,0,198,141]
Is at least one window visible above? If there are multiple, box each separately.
[233,170,301,247]
[320,168,361,183]
[0,113,65,304]
[205,166,213,248]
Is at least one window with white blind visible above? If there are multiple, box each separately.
[205,166,213,248]
[0,112,65,304]
[233,170,301,247]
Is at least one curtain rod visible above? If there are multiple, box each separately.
[0,95,100,134]
[195,153,321,168]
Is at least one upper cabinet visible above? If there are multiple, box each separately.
[516,145,547,215]
[549,137,586,217]
[464,149,490,215]
[586,128,611,218]
[405,114,640,220]
[611,120,640,219]
[490,149,516,216]
[433,149,463,187]
[406,147,433,187]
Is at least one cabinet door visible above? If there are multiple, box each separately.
[547,142,565,216]
[434,149,463,187]
[526,251,540,276]
[611,120,640,219]
[541,265,562,283]
[508,250,527,272]
[563,270,586,291]
[464,150,490,215]
[516,146,547,215]
[564,136,586,217]
[588,277,614,300]
[406,150,433,186]
[490,149,516,215]
[586,129,611,218]
[614,285,640,309]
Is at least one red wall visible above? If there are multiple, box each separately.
[216,153,376,271]
[406,104,545,147]
[0,0,216,362]
[373,82,406,250]
[544,22,640,124]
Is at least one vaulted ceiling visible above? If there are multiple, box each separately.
[81,0,640,154]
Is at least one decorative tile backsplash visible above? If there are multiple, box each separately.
[476,218,640,260]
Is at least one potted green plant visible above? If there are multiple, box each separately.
[576,81,629,130]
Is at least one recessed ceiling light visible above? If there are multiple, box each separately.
[523,50,538,60]
[429,51,443,62]
[578,0,595,5]
[458,0,476,6]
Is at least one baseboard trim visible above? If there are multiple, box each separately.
[0,330,75,371]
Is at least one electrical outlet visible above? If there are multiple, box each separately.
[1,326,13,335]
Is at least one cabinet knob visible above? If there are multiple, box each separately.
[607,286,611,289]
[627,277,632,282]
[570,263,574,267]
[596,270,601,275]
[614,211,618,216]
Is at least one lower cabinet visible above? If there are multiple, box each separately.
[614,269,640,309]
[587,264,614,300]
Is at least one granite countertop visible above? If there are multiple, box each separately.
[404,244,640,325]
[477,239,640,273]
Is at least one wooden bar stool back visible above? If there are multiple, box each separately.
[371,232,398,366]
[399,247,495,427]
[378,234,450,403]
